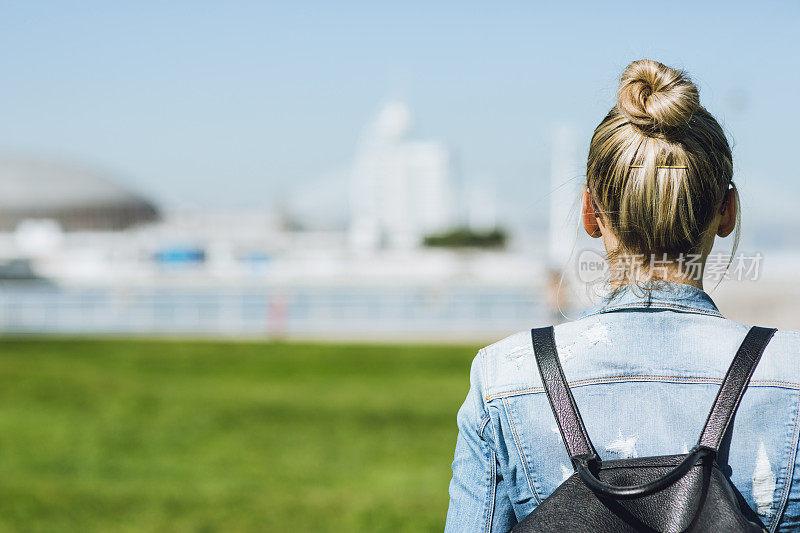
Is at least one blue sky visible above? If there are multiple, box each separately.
[0,1,798,237]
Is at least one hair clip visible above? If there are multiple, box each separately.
[630,165,688,169]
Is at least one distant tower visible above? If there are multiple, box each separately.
[406,140,453,237]
[349,100,410,251]
[547,125,582,319]
[548,125,581,269]
[348,101,454,252]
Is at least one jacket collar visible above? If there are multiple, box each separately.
[578,281,724,319]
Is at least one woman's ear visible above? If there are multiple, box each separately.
[582,189,602,238]
[716,188,737,238]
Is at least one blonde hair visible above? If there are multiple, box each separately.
[587,59,738,277]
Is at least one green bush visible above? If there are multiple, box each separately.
[423,227,507,249]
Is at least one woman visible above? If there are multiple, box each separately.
[445,60,800,532]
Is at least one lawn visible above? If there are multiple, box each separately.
[0,337,480,532]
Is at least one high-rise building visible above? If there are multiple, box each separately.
[348,101,454,251]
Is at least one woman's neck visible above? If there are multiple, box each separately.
[606,255,705,291]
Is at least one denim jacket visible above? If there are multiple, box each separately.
[445,282,800,532]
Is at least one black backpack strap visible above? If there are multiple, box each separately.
[698,326,777,450]
[531,326,598,459]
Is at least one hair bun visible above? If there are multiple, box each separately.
[616,59,699,133]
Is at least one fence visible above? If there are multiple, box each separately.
[0,282,550,339]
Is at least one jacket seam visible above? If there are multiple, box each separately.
[480,348,496,532]
[501,397,542,505]
[480,347,489,402]
[769,391,800,533]
[485,377,800,402]
[483,449,496,533]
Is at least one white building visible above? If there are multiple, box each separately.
[348,101,455,251]
[548,125,582,269]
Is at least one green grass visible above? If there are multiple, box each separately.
[0,337,479,532]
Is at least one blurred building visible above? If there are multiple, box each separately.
[548,125,582,270]
[0,154,159,231]
[348,101,455,251]
[2,130,796,339]
[546,126,583,320]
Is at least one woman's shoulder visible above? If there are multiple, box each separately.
[477,317,628,395]
[751,327,800,387]
[476,323,592,400]
[476,330,540,402]
[703,316,800,386]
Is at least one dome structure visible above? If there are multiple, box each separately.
[0,155,159,231]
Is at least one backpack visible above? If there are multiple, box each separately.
[512,325,776,533]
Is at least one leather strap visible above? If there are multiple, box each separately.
[698,326,777,450]
[531,326,597,458]
[532,324,776,498]
[533,325,776,456]
[574,444,714,498]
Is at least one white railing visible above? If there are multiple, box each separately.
[0,283,551,339]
